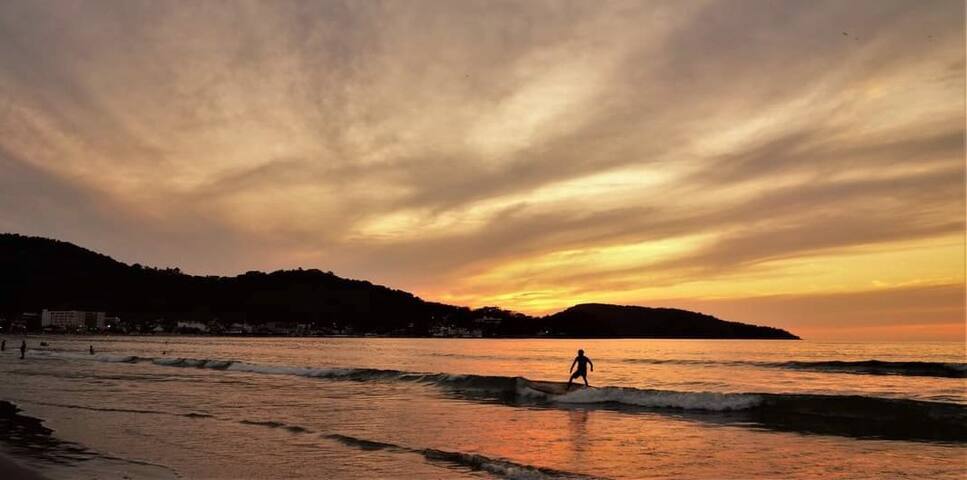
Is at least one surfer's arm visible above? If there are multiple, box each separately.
[588,358,594,371]
[569,358,577,373]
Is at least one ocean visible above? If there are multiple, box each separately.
[0,337,964,479]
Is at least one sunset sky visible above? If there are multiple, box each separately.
[0,0,963,340]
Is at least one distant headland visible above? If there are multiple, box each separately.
[0,233,799,339]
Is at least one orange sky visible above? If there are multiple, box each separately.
[0,0,963,340]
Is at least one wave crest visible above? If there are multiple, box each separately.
[777,360,967,378]
[620,358,967,378]
[326,433,600,479]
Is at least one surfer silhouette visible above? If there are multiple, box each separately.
[567,349,593,388]
[19,340,26,360]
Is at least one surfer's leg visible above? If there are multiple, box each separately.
[582,373,589,387]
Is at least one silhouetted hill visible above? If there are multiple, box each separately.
[0,233,798,339]
[0,234,530,335]
[542,303,799,339]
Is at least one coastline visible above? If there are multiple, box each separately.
[13,332,802,340]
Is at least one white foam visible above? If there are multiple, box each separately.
[150,357,183,366]
[458,457,556,480]
[552,387,762,411]
[514,381,551,399]
[226,362,351,379]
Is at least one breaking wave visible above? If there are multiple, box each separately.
[772,360,967,378]
[36,350,965,378]
[45,352,966,410]
[545,386,763,410]
[31,351,967,440]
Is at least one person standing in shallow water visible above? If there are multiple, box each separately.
[1,339,5,351]
[567,349,593,389]
[19,340,26,360]
[89,345,95,355]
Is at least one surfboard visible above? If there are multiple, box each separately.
[524,380,592,395]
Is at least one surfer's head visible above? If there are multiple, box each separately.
[578,349,584,355]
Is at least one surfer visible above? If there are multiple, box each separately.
[567,349,593,388]
[19,340,26,360]
[89,345,95,355]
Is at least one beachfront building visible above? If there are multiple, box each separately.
[227,323,254,334]
[41,310,106,330]
[175,321,209,333]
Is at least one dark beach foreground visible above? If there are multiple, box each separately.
[0,400,52,479]
[0,454,47,480]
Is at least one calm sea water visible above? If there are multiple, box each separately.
[0,337,964,479]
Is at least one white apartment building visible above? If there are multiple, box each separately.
[41,310,106,330]
[176,321,209,332]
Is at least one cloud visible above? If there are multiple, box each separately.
[0,0,962,338]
